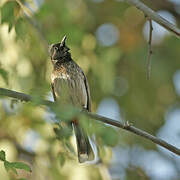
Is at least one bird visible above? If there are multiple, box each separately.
[49,35,94,163]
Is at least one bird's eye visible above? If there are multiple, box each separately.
[54,47,58,51]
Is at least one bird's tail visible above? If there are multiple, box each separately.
[72,122,94,163]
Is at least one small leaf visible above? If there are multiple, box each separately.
[0,68,9,85]
[54,126,72,140]
[94,122,119,147]
[0,150,6,161]
[1,2,15,23]
[4,161,17,175]
[101,127,118,147]
[11,162,32,172]
[52,104,79,122]
[1,1,19,32]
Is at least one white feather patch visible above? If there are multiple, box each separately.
[51,73,70,82]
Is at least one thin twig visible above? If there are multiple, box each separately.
[146,19,153,80]
[124,0,180,38]
[0,88,180,156]
[15,0,33,17]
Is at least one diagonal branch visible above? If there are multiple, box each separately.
[87,113,180,156]
[0,88,180,156]
[124,0,180,38]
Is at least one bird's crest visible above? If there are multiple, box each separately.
[60,35,67,47]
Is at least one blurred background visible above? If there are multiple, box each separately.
[0,0,180,179]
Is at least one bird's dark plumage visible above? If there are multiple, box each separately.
[49,36,94,163]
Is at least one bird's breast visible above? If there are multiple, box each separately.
[51,72,70,82]
[51,68,87,108]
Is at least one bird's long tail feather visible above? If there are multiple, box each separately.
[72,122,94,163]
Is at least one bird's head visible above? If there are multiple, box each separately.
[49,35,70,63]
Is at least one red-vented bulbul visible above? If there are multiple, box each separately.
[49,36,94,163]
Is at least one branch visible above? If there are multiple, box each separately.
[0,88,180,156]
[146,19,153,79]
[144,0,180,21]
[124,0,180,38]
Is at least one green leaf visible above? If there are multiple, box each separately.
[1,1,20,32]
[0,68,9,85]
[1,1,15,23]
[0,150,6,161]
[54,125,72,140]
[4,161,17,175]
[94,122,119,147]
[11,162,32,172]
[52,104,79,122]
[101,127,118,147]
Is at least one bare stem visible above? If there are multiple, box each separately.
[146,19,153,80]
[0,88,180,156]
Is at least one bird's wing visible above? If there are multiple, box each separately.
[81,71,91,112]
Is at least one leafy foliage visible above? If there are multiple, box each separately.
[10,162,31,172]
[0,150,31,177]
[4,160,18,175]
[1,1,21,32]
